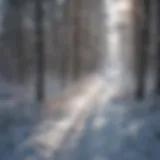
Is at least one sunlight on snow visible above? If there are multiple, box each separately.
[92,116,106,130]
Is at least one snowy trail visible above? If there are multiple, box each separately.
[51,98,160,160]
[0,73,109,160]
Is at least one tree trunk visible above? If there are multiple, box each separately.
[155,0,160,95]
[16,6,25,83]
[72,0,82,80]
[134,0,151,100]
[2,0,25,83]
[35,0,45,102]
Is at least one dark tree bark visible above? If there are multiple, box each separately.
[72,0,82,80]
[35,0,45,102]
[63,0,74,84]
[15,2,25,83]
[135,0,151,100]
[2,0,25,83]
[155,0,160,95]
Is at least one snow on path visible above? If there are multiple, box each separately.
[1,74,107,160]
[55,97,160,160]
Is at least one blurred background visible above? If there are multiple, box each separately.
[0,0,160,160]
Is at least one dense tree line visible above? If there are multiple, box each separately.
[132,0,160,99]
[0,0,105,101]
[0,0,160,102]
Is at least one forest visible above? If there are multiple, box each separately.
[0,0,160,160]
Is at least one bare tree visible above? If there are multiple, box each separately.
[63,0,74,84]
[155,0,160,95]
[15,0,25,83]
[2,0,25,83]
[34,0,45,102]
[134,0,151,99]
[72,0,82,80]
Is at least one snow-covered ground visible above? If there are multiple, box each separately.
[1,69,160,160]
[0,73,106,160]
[50,97,160,160]
[0,100,42,159]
